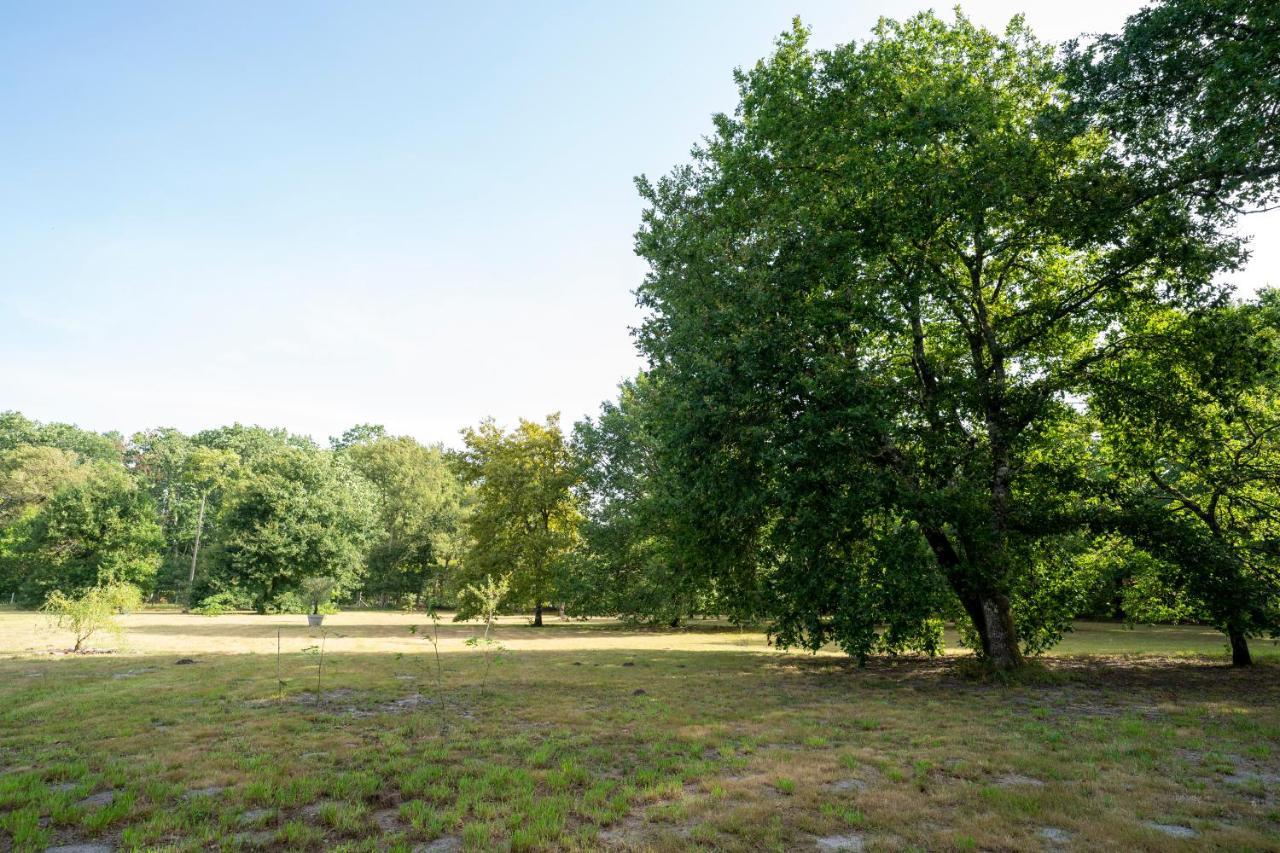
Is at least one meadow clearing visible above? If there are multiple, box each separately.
[1,611,1277,852]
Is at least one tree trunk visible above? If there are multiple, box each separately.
[533,602,543,627]
[957,593,990,654]
[558,602,566,619]
[186,492,207,603]
[921,526,1004,663]
[1228,627,1252,667]
[980,594,1024,670]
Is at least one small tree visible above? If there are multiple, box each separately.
[42,583,141,652]
[456,415,581,627]
[301,576,338,615]
[462,574,511,695]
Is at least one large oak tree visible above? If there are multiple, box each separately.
[634,13,1236,668]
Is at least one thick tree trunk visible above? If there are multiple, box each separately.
[957,593,990,654]
[533,603,543,627]
[1228,627,1252,667]
[979,594,1024,670]
[922,526,1003,663]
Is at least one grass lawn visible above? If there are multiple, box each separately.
[0,612,1277,851]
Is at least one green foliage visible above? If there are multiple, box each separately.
[768,512,952,661]
[456,416,580,624]
[632,11,1233,666]
[41,582,142,652]
[1067,0,1280,213]
[1071,536,1202,624]
[190,589,253,616]
[345,434,470,607]
[329,423,387,451]
[0,411,123,465]
[461,573,512,695]
[0,417,150,603]
[1090,299,1280,660]
[0,445,86,527]
[5,463,162,605]
[300,576,338,615]
[127,429,241,601]
[203,444,376,612]
[261,590,339,616]
[569,376,713,626]
[1121,558,1203,626]
[461,573,511,629]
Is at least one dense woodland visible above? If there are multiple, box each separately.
[3,0,1279,671]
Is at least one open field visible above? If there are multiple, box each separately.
[1,612,1278,851]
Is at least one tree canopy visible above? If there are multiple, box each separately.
[632,11,1249,668]
[456,415,581,626]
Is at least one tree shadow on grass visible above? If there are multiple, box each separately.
[115,616,769,643]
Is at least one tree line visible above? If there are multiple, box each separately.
[3,0,1279,672]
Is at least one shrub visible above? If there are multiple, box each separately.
[41,582,140,652]
[190,590,252,616]
[264,590,338,615]
[300,576,338,615]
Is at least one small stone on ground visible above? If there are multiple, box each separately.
[1143,821,1197,839]
[413,837,461,853]
[44,845,113,853]
[816,834,865,851]
[1039,827,1071,844]
[300,801,331,819]
[1225,770,1280,785]
[231,830,274,846]
[76,791,116,808]
[826,779,867,792]
[995,774,1045,787]
[372,808,402,832]
[237,808,272,826]
[182,786,225,800]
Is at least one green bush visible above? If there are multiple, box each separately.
[190,590,252,616]
[300,576,338,615]
[41,582,141,651]
[263,591,338,615]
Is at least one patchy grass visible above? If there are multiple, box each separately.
[0,613,1277,850]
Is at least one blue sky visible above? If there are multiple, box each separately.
[3,1,1277,446]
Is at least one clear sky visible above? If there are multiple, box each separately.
[3,1,1277,446]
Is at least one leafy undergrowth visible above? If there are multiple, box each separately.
[0,640,1277,851]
